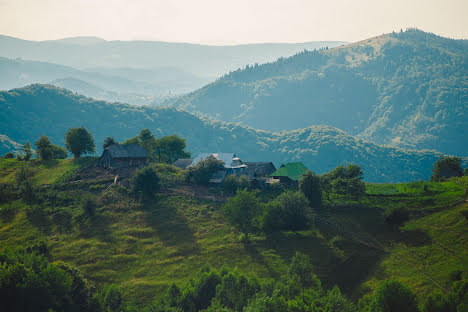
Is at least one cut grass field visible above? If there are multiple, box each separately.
[0,158,467,306]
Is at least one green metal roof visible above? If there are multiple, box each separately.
[270,162,308,181]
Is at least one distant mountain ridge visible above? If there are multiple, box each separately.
[0,84,452,183]
[168,29,468,156]
[0,35,346,77]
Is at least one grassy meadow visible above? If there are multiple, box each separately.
[0,158,467,307]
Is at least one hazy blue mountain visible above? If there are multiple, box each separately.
[0,35,346,77]
[0,84,451,182]
[168,29,468,156]
[50,77,166,106]
[0,57,200,103]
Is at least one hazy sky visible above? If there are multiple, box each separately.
[1,0,467,44]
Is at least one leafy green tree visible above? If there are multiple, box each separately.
[15,164,36,205]
[21,141,34,161]
[131,166,160,201]
[320,173,333,200]
[431,156,463,181]
[166,283,182,307]
[0,249,93,311]
[243,295,288,312]
[222,175,239,196]
[322,164,365,199]
[81,196,97,218]
[51,144,68,159]
[155,135,191,163]
[363,280,418,312]
[138,129,158,158]
[102,284,122,312]
[215,269,261,311]
[65,127,96,158]
[464,168,468,176]
[222,189,262,238]
[237,175,250,190]
[2,152,15,159]
[35,135,54,160]
[263,191,311,232]
[288,252,322,292]
[299,170,322,207]
[103,136,117,149]
[186,156,225,185]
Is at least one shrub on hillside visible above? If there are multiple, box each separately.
[0,248,97,311]
[186,156,225,185]
[81,196,97,218]
[131,166,160,201]
[2,151,15,159]
[262,191,311,233]
[431,156,463,181]
[299,170,322,207]
[321,164,365,199]
[384,206,410,227]
[222,189,262,238]
[359,279,418,312]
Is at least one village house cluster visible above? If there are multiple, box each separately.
[98,145,309,185]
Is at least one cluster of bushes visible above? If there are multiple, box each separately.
[321,164,365,200]
[222,189,312,239]
[149,252,352,312]
[0,246,132,312]
[134,251,468,312]
[122,129,190,163]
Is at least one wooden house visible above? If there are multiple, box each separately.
[244,162,276,181]
[98,144,147,168]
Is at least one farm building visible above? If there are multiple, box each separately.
[244,162,276,181]
[97,144,147,168]
[270,162,308,184]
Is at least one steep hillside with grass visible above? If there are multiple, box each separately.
[0,159,466,308]
[169,29,468,156]
[0,84,449,182]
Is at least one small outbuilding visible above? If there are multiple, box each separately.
[270,162,308,184]
[98,144,147,168]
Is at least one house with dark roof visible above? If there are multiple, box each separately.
[244,162,276,181]
[98,144,147,168]
[270,162,308,184]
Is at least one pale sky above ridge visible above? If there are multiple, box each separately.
[1,0,467,45]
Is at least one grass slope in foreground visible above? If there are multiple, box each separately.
[0,158,467,307]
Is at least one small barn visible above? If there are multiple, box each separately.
[244,162,276,181]
[98,144,147,168]
[270,162,308,184]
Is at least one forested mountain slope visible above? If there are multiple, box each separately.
[169,29,468,156]
[0,84,445,182]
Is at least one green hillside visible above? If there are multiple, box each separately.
[0,84,449,182]
[0,158,467,309]
[169,29,468,156]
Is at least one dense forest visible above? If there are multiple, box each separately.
[168,29,468,156]
[0,84,450,183]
